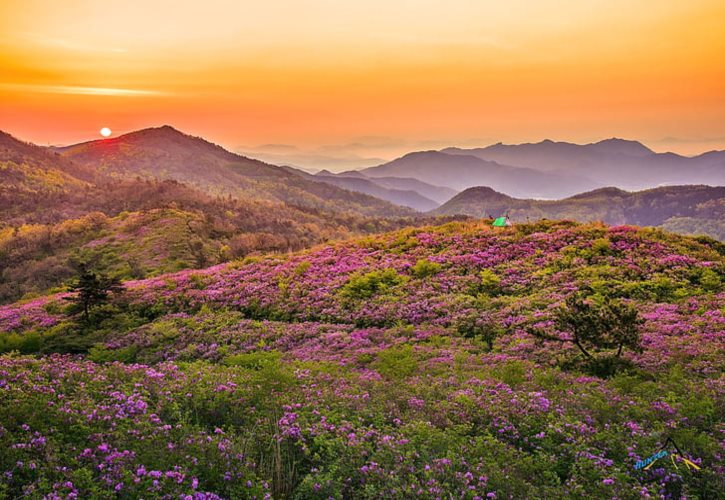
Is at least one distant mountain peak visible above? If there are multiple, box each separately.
[453,186,514,202]
[399,150,443,159]
[118,125,193,141]
[567,186,629,199]
[589,138,653,156]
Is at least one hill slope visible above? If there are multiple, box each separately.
[313,172,439,211]
[1,129,459,304]
[432,185,725,239]
[0,131,99,195]
[0,221,722,497]
[0,177,456,304]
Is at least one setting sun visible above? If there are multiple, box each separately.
[99,127,112,137]
[1,0,724,156]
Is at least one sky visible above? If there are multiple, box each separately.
[1,0,724,169]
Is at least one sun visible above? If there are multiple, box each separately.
[100,127,112,137]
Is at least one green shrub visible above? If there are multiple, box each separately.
[0,331,42,354]
[410,259,442,279]
[294,261,311,275]
[692,268,721,292]
[492,360,528,387]
[620,277,686,302]
[223,350,283,370]
[585,355,635,378]
[340,268,405,300]
[455,315,503,351]
[374,344,419,379]
[578,237,615,262]
[472,268,502,296]
[88,344,138,363]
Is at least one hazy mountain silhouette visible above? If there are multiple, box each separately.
[441,139,725,189]
[361,151,599,198]
[330,172,458,205]
[275,165,439,211]
[312,170,439,211]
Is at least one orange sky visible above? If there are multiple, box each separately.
[1,0,724,164]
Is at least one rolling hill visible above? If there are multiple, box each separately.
[432,185,725,240]
[276,166,457,211]
[1,178,443,304]
[312,172,439,211]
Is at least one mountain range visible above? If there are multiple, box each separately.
[52,126,412,217]
[358,150,598,199]
[439,138,725,191]
[320,137,723,208]
[281,168,457,211]
[1,125,723,302]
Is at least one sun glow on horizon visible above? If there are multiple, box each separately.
[100,127,112,137]
[1,0,724,157]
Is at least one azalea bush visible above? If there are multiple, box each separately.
[0,221,723,498]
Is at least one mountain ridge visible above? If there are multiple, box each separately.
[51,125,415,217]
[361,150,600,198]
[432,184,724,240]
[440,138,724,189]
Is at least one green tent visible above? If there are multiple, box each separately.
[492,216,510,227]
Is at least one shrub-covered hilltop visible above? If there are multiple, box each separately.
[0,220,723,498]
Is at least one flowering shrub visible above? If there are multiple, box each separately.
[0,220,722,497]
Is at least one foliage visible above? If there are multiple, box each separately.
[409,258,442,278]
[341,268,406,300]
[63,264,123,323]
[455,314,503,351]
[0,221,722,498]
[373,344,419,379]
[554,294,643,360]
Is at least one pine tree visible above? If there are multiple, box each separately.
[529,293,643,371]
[64,264,122,322]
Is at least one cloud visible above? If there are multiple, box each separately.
[0,83,164,97]
[22,33,128,54]
[237,149,385,172]
[656,136,725,145]
[239,135,500,172]
[248,144,300,153]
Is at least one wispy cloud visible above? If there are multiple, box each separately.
[22,33,128,54]
[0,83,164,97]
[655,136,725,145]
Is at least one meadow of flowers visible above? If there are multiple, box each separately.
[0,220,723,498]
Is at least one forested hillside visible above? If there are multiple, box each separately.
[433,185,725,240]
